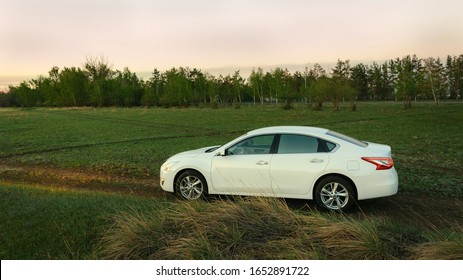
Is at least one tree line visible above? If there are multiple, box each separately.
[1,54,462,109]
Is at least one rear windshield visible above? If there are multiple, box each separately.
[326,130,368,148]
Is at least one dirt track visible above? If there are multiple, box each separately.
[1,163,462,231]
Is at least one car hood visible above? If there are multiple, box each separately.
[170,145,220,159]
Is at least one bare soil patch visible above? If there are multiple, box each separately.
[0,163,165,198]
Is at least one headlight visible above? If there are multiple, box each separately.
[161,161,179,172]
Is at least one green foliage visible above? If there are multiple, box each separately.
[351,63,369,100]
[390,55,422,109]
[248,67,265,105]
[4,54,463,108]
[446,55,463,100]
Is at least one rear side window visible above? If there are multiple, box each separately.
[277,134,320,154]
[322,140,337,152]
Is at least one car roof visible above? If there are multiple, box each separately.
[247,126,329,136]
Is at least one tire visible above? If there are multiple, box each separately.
[314,176,355,211]
[175,170,208,200]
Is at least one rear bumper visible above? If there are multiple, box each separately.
[355,168,399,200]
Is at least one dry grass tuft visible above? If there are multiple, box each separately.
[411,228,463,260]
[312,217,395,259]
[413,241,463,260]
[97,198,463,260]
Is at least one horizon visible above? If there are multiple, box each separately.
[0,56,459,91]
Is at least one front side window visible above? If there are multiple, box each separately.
[227,135,275,155]
[277,134,320,154]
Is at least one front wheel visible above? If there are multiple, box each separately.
[175,170,208,200]
[314,176,355,211]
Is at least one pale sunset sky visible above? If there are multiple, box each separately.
[1,0,462,89]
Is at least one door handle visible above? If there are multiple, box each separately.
[256,160,269,165]
[310,158,324,163]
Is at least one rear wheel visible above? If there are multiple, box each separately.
[175,170,208,200]
[314,176,355,211]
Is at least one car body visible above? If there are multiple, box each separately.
[160,126,398,211]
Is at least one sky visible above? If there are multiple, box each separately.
[1,0,463,88]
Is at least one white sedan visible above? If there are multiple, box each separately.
[160,126,398,211]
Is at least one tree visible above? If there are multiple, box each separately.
[162,67,193,107]
[217,74,234,105]
[231,70,244,104]
[59,67,89,106]
[309,63,327,79]
[390,55,422,109]
[46,66,60,106]
[304,63,327,106]
[9,81,34,107]
[142,68,164,106]
[248,68,265,105]
[301,66,313,105]
[112,67,144,106]
[268,68,293,109]
[351,63,369,100]
[206,73,220,108]
[310,77,331,109]
[367,62,382,100]
[188,68,208,105]
[446,55,463,100]
[292,71,305,104]
[84,55,114,107]
[330,59,356,110]
[422,57,446,104]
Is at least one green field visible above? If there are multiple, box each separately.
[1,103,462,259]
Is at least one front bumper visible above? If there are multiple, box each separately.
[160,168,175,193]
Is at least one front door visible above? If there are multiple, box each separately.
[210,134,275,194]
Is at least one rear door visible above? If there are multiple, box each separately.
[270,134,329,196]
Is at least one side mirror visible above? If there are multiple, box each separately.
[218,149,226,156]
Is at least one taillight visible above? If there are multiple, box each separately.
[361,157,394,170]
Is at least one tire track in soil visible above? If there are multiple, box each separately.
[0,109,245,159]
[0,133,217,159]
[51,109,221,134]
[0,163,167,198]
[1,163,462,231]
[0,130,246,160]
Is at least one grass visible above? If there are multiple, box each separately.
[2,183,461,259]
[1,103,462,195]
[1,102,462,259]
[0,183,168,259]
[97,197,463,260]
